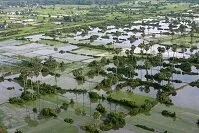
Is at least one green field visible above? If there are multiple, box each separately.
[110,91,156,106]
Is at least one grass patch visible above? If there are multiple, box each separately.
[110,91,155,106]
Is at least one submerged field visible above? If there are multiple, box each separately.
[0,0,199,133]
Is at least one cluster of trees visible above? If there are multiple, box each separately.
[88,91,101,100]
[157,84,176,106]
[95,74,118,90]
[82,124,100,133]
[100,112,125,131]
[9,71,63,105]
[96,103,106,115]
[1,0,130,6]
[107,96,157,115]
[168,0,199,3]
[0,76,4,82]
[190,80,199,88]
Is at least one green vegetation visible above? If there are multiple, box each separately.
[0,0,199,133]
[64,118,74,124]
[161,110,176,118]
[135,124,155,132]
[40,108,57,118]
[100,112,126,131]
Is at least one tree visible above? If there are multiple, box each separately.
[114,59,119,74]
[144,44,150,54]
[190,47,194,55]
[138,42,145,57]
[128,64,135,79]
[93,111,101,127]
[171,44,177,66]
[131,45,136,55]
[125,49,130,57]
[165,45,170,58]
[144,60,152,81]
[96,103,106,114]
[181,46,187,58]
[157,47,165,68]
[179,24,186,36]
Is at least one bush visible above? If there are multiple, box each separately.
[190,80,199,88]
[135,124,155,132]
[70,99,75,104]
[82,125,100,133]
[9,97,24,105]
[60,102,69,110]
[89,92,101,99]
[40,108,57,118]
[33,108,37,113]
[129,108,140,116]
[161,110,176,118]
[96,103,106,114]
[7,87,14,90]
[64,118,74,124]
[100,112,125,131]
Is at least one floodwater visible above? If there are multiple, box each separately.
[0,15,198,116]
[171,86,199,110]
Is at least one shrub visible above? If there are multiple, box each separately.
[40,108,57,118]
[64,118,74,124]
[129,108,140,116]
[33,108,37,113]
[60,102,69,110]
[89,92,101,99]
[9,97,24,105]
[82,125,100,133]
[100,112,125,131]
[135,124,155,132]
[161,110,176,118]
[96,103,106,114]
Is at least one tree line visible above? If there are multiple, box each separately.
[0,0,130,6]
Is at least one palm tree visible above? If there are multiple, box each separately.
[181,47,187,58]
[20,69,29,116]
[149,41,154,55]
[179,24,186,37]
[55,73,59,109]
[144,44,150,54]
[93,111,101,128]
[157,47,165,68]
[171,44,177,66]
[138,42,145,57]
[114,48,122,59]
[131,45,136,55]
[125,49,130,57]
[114,59,119,75]
[128,64,134,79]
[144,60,152,81]
[165,45,170,58]
[190,47,194,55]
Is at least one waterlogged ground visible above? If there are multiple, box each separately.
[0,14,199,133]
